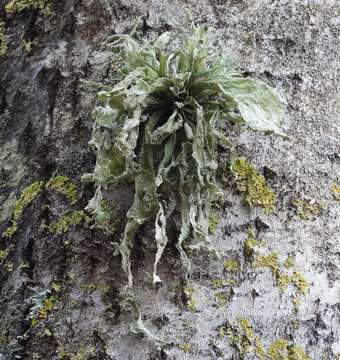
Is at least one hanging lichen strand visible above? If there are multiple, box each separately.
[85,23,282,290]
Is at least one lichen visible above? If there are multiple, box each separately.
[28,290,57,326]
[268,340,310,360]
[57,347,94,360]
[268,339,289,360]
[253,252,279,274]
[211,278,235,289]
[0,21,8,57]
[248,229,308,308]
[22,39,33,54]
[243,228,264,258]
[47,210,91,235]
[208,212,219,234]
[283,256,295,269]
[179,343,192,353]
[86,21,282,299]
[223,258,240,273]
[183,287,197,312]
[223,322,310,360]
[46,175,78,204]
[291,271,309,295]
[288,346,310,360]
[3,181,44,238]
[231,159,275,213]
[331,183,340,201]
[215,291,229,307]
[292,199,325,220]
[5,0,53,16]
[255,337,266,360]
[225,318,254,356]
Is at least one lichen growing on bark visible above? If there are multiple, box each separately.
[223,258,240,273]
[231,158,275,213]
[0,21,8,57]
[221,319,310,359]
[46,175,78,204]
[243,228,264,258]
[5,0,52,16]
[3,181,44,237]
[291,199,325,220]
[331,183,340,201]
[46,210,91,235]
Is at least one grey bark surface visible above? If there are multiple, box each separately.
[0,0,339,359]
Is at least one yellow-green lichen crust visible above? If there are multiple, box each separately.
[46,175,78,204]
[0,21,7,57]
[47,210,91,235]
[331,183,340,201]
[3,181,44,237]
[5,0,52,15]
[231,159,275,213]
[292,199,325,220]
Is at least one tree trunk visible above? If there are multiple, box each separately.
[0,1,339,359]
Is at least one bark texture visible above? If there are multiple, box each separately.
[0,0,339,359]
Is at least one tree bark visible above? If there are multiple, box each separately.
[0,1,339,359]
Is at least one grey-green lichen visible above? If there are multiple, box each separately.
[3,181,44,238]
[46,175,78,204]
[5,0,53,16]
[0,21,8,57]
[231,159,275,213]
[86,21,282,296]
[46,210,91,235]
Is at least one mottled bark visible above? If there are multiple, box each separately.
[0,1,339,359]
